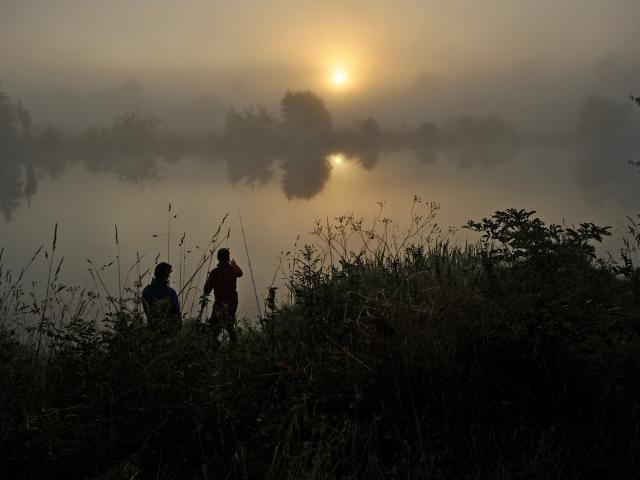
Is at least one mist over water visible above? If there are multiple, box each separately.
[1,132,637,319]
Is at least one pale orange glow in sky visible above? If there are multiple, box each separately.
[0,0,638,127]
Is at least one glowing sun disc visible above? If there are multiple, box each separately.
[332,70,348,85]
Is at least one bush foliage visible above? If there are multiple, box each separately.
[1,202,639,479]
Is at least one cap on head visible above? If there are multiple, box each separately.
[217,248,230,262]
[154,262,172,280]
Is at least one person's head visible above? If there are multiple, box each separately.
[154,262,173,281]
[217,248,230,263]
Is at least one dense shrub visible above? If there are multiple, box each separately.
[1,204,639,479]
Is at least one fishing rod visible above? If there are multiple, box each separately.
[195,226,231,320]
[177,217,229,298]
[237,207,263,320]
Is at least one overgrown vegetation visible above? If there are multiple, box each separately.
[1,199,639,479]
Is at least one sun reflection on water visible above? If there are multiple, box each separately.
[328,153,346,166]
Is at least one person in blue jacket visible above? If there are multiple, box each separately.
[142,262,181,334]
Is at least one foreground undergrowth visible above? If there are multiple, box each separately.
[1,201,640,479]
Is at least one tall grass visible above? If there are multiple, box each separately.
[1,202,639,479]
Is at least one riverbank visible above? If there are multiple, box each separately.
[1,207,639,479]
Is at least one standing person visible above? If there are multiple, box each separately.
[203,248,243,347]
[142,262,182,335]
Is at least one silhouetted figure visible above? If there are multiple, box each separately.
[204,248,243,347]
[142,262,181,335]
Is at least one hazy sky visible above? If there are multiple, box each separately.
[1,0,639,129]
[2,0,638,84]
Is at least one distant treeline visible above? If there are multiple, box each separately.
[1,85,639,219]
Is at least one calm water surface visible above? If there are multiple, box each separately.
[1,148,637,319]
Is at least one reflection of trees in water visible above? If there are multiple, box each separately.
[23,162,37,202]
[79,110,163,185]
[0,89,18,142]
[3,84,638,214]
[218,90,340,198]
[1,85,531,210]
[32,125,69,179]
[0,158,24,220]
[0,87,24,219]
[403,116,520,168]
[219,107,276,185]
[0,104,168,220]
[84,152,162,186]
[337,117,381,170]
[408,122,439,165]
[440,115,519,168]
[279,91,334,198]
[281,149,332,199]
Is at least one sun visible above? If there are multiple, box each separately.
[331,70,348,86]
[329,153,346,165]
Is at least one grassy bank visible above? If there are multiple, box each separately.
[1,203,639,479]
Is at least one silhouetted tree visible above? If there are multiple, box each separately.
[78,110,162,184]
[358,117,379,142]
[338,116,381,169]
[411,121,440,164]
[0,86,23,219]
[80,110,160,154]
[0,87,18,146]
[281,90,333,145]
[279,90,335,198]
[352,116,380,169]
[33,124,67,179]
[111,110,160,150]
[220,107,277,184]
[15,100,31,140]
[0,160,23,220]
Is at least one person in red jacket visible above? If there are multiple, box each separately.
[203,248,243,347]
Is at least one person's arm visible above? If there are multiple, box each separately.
[230,259,243,277]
